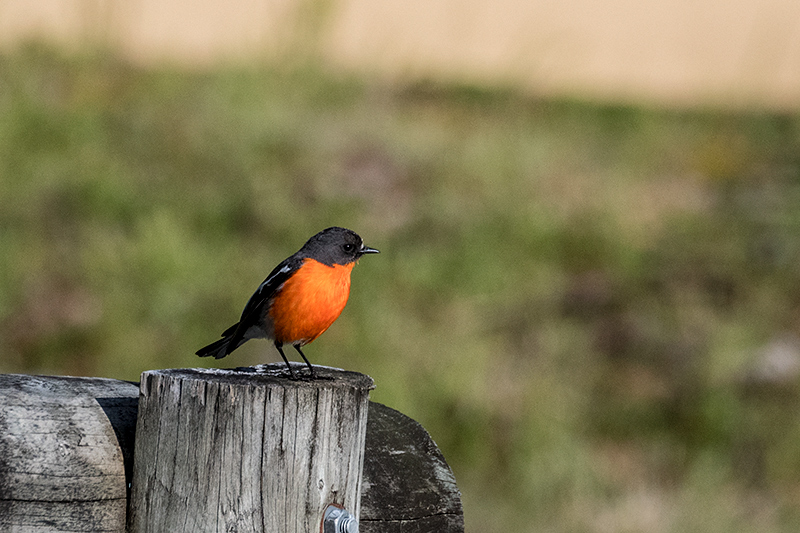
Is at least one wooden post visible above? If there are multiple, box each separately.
[360,402,464,532]
[0,373,463,532]
[128,363,373,533]
[0,374,138,533]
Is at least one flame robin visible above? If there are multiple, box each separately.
[196,227,379,378]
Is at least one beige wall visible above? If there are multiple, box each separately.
[3,0,800,109]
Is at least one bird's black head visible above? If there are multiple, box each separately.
[299,227,379,266]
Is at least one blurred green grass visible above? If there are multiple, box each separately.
[3,44,800,532]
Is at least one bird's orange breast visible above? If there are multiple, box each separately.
[268,258,354,345]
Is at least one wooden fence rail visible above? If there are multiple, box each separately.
[0,365,463,532]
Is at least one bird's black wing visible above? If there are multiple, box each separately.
[239,256,303,323]
[197,255,305,359]
[223,255,304,348]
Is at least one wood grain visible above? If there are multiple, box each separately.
[360,402,464,533]
[128,363,373,533]
[0,372,464,532]
[0,374,138,532]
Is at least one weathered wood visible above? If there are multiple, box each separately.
[0,374,139,533]
[0,372,464,532]
[128,363,373,533]
[360,402,464,533]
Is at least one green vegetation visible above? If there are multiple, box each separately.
[3,45,800,532]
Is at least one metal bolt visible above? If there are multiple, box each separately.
[322,504,358,533]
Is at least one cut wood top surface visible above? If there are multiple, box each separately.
[140,363,375,391]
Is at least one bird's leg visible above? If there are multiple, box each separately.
[274,341,298,379]
[293,345,315,378]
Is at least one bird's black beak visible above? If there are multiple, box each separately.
[360,245,380,255]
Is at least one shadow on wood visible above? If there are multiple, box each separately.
[96,395,139,502]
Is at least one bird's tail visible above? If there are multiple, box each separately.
[196,323,243,359]
[195,337,232,359]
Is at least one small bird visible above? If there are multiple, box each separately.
[196,227,379,378]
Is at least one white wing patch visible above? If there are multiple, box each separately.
[257,264,292,294]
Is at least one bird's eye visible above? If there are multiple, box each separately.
[342,243,355,253]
